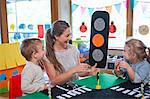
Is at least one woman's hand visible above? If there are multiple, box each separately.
[89,64,100,75]
[73,63,90,73]
[38,59,46,70]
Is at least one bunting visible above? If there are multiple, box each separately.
[105,5,112,14]
[114,3,121,13]
[88,8,94,16]
[72,3,123,16]
[141,3,148,14]
[72,4,79,12]
[131,0,138,10]
[81,6,86,15]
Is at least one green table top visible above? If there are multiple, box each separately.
[74,73,127,89]
[17,92,49,99]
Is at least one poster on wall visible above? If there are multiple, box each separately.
[71,0,127,50]
[133,0,150,47]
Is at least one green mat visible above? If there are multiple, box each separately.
[17,92,49,99]
[74,73,127,89]
[0,88,8,93]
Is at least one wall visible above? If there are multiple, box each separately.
[58,0,71,24]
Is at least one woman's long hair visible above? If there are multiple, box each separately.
[46,20,70,73]
[125,39,150,63]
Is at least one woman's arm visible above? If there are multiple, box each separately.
[43,61,88,85]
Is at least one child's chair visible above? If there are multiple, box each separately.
[9,74,22,99]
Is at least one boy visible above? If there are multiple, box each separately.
[21,38,48,94]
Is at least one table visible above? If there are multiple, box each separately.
[51,73,150,99]
[17,92,49,99]
[17,73,150,99]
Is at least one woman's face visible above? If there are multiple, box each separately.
[55,27,71,49]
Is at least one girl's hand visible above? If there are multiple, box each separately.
[115,60,130,71]
[115,60,121,71]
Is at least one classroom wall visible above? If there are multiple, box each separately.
[58,0,71,24]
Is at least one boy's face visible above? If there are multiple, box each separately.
[35,43,45,60]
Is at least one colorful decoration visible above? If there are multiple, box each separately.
[0,43,26,93]
[14,32,21,40]
[109,21,116,33]
[28,24,33,30]
[139,25,149,35]
[45,24,51,31]
[23,33,30,38]
[72,4,79,12]
[88,8,94,16]
[114,3,121,13]
[38,25,44,38]
[10,24,15,31]
[19,23,25,29]
[0,74,6,80]
[105,5,112,14]
[80,22,87,33]
[12,70,19,76]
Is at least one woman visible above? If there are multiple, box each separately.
[43,20,100,87]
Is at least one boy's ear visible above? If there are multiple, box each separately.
[32,52,37,58]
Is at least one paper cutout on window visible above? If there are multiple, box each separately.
[38,25,44,38]
[10,24,15,31]
[28,24,33,30]
[80,22,87,33]
[14,32,21,40]
[19,23,25,29]
[45,24,51,31]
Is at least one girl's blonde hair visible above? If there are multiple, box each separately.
[125,39,150,63]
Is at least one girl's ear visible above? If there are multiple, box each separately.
[132,52,137,58]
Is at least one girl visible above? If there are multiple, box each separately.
[114,38,150,84]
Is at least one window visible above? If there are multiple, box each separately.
[6,0,51,44]
[133,0,150,47]
[71,0,127,49]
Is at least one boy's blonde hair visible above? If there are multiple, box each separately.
[20,38,42,61]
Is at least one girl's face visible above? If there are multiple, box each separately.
[55,27,71,49]
[123,45,131,60]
